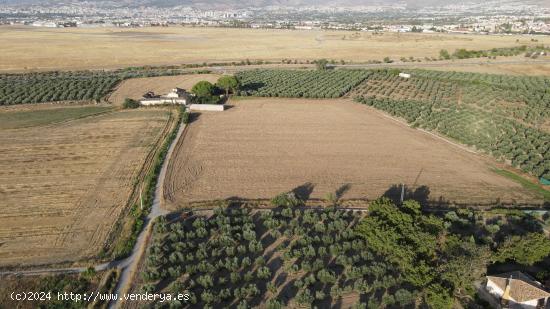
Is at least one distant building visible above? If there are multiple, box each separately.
[399,73,411,79]
[485,271,550,308]
[32,21,59,28]
[140,88,189,106]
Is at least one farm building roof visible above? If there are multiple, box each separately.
[487,271,550,303]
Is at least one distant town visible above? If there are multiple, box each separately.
[1,0,550,34]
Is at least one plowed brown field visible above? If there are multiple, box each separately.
[164,98,543,208]
[0,108,173,267]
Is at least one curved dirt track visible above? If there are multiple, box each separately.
[108,120,187,308]
[164,98,543,208]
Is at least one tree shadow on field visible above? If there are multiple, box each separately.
[240,82,265,92]
[276,279,298,305]
[335,183,352,200]
[291,182,315,201]
[165,211,184,222]
[383,184,431,206]
[188,112,201,124]
[274,272,288,288]
[225,196,248,205]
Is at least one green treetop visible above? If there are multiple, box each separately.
[217,75,239,96]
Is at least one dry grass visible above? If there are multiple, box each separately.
[1,25,548,72]
[107,74,220,105]
[0,107,173,267]
[164,98,543,208]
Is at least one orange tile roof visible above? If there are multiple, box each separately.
[487,271,550,303]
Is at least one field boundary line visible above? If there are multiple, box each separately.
[359,102,549,201]
[101,108,176,257]
[109,114,188,308]
[361,103,478,155]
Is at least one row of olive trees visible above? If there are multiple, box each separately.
[0,68,204,105]
[353,69,550,180]
[355,95,549,180]
[141,196,550,309]
[140,204,430,308]
[235,69,372,98]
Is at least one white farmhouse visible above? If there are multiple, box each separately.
[399,72,411,79]
[140,88,189,106]
[485,271,550,308]
[139,87,226,111]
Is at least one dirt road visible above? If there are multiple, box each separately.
[108,122,186,306]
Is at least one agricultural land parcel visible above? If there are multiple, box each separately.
[1,26,550,72]
[0,69,200,106]
[236,69,550,182]
[130,200,550,309]
[399,60,550,76]
[0,104,113,129]
[0,106,174,267]
[108,74,221,106]
[164,99,543,208]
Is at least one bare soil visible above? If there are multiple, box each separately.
[164,98,543,208]
[0,108,173,267]
[107,74,221,106]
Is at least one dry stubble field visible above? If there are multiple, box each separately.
[0,107,174,267]
[107,74,220,105]
[164,98,542,208]
[1,25,549,72]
